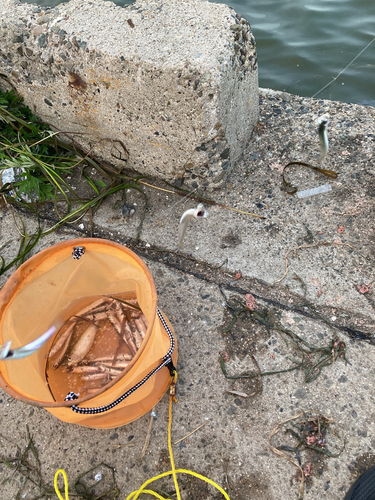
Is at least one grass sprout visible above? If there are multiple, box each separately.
[0,89,143,277]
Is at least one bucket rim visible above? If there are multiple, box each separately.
[0,238,158,408]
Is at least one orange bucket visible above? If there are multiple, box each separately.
[0,239,177,428]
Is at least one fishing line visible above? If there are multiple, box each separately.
[312,36,375,98]
[156,185,200,217]
[138,181,201,243]
[137,180,200,223]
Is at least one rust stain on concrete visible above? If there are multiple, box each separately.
[68,72,87,90]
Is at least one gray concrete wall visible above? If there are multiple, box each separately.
[0,0,259,189]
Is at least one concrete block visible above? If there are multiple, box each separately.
[0,0,259,188]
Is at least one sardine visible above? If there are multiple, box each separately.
[122,323,138,356]
[53,331,74,369]
[94,361,115,369]
[134,317,147,345]
[178,203,208,248]
[83,311,108,322]
[116,353,133,361]
[112,360,130,369]
[107,309,122,335]
[96,359,130,369]
[318,113,330,163]
[114,301,125,324]
[98,365,124,376]
[123,309,138,355]
[141,314,149,329]
[71,365,104,374]
[88,354,132,363]
[48,322,76,357]
[68,324,98,366]
[112,297,138,305]
[91,354,132,367]
[74,298,109,317]
[130,323,143,350]
[129,310,143,319]
[81,372,109,381]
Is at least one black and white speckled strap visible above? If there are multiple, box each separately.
[65,308,175,415]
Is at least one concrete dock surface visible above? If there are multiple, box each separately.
[0,89,374,499]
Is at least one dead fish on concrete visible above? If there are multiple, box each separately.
[178,203,208,247]
[318,113,330,163]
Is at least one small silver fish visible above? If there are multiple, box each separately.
[74,298,110,317]
[106,309,122,335]
[318,113,330,163]
[131,319,144,349]
[81,372,109,381]
[123,323,138,356]
[49,322,76,358]
[70,365,105,374]
[0,326,56,361]
[178,203,208,248]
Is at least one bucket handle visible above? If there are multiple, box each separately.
[64,309,175,414]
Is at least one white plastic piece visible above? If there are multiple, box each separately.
[297,183,332,199]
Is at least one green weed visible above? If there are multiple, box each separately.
[0,89,142,276]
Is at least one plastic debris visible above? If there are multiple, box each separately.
[297,183,332,199]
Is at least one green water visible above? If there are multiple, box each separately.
[22,0,375,104]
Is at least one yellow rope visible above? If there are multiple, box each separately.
[168,371,180,500]
[127,370,230,500]
[127,469,231,500]
[54,469,69,500]
[55,370,230,500]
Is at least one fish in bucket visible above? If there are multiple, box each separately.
[0,239,177,428]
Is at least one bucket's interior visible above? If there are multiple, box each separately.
[0,241,156,403]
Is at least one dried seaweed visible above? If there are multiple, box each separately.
[269,410,345,499]
[0,426,54,499]
[282,161,337,195]
[74,463,119,499]
[274,241,359,284]
[0,428,120,499]
[219,295,347,387]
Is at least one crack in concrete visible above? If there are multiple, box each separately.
[42,214,374,345]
